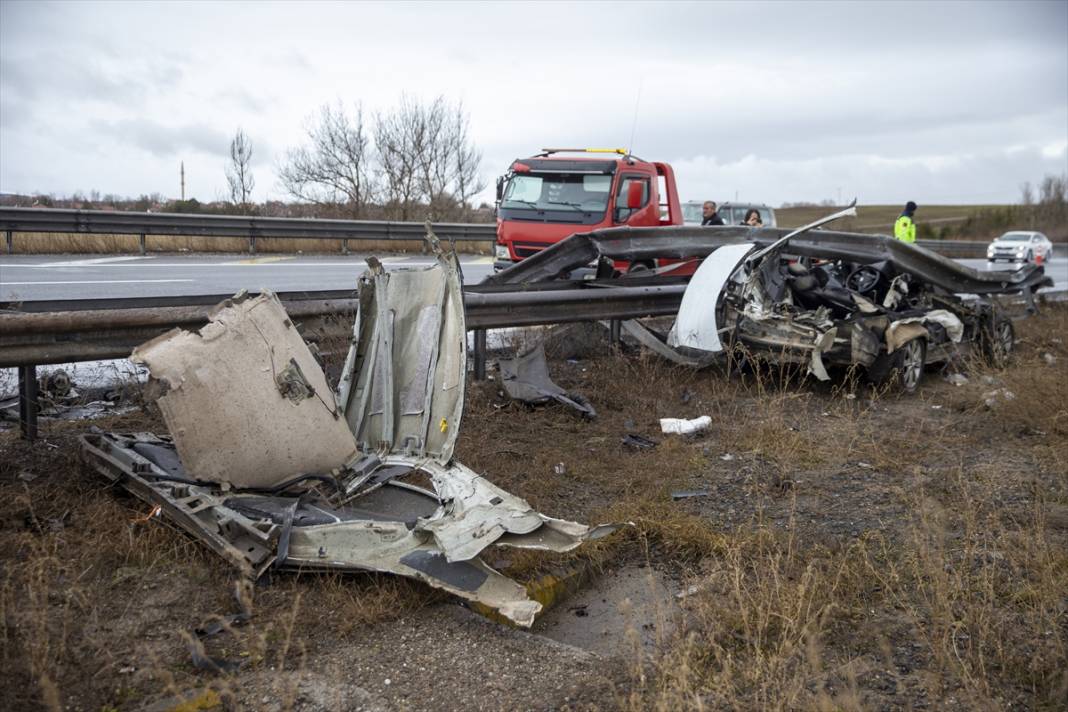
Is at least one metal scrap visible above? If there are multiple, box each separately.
[82,238,616,627]
[498,343,596,418]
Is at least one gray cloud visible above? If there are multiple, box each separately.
[90,118,231,159]
[0,0,1064,204]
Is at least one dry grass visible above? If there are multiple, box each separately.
[7,232,489,255]
[1,306,1065,710]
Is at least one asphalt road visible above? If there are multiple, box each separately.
[1,253,1065,302]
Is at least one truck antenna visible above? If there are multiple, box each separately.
[627,78,643,157]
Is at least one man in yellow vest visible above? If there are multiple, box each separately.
[894,201,917,243]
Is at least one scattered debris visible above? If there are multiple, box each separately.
[16,471,37,483]
[671,490,710,500]
[945,373,969,386]
[660,415,711,435]
[719,453,735,461]
[1042,352,1057,366]
[553,462,568,475]
[621,433,658,451]
[983,388,1017,408]
[81,239,617,627]
[498,343,597,419]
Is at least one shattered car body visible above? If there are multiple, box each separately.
[488,223,1053,391]
[670,239,1023,390]
[81,241,613,627]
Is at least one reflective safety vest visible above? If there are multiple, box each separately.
[894,215,916,243]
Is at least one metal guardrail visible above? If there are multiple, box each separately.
[1,206,1036,258]
[1,278,684,439]
[0,207,496,255]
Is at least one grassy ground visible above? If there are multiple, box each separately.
[1,307,1065,711]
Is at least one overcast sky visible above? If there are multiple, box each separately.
[1,0,1066,207]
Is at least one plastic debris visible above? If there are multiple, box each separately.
[660,415,711,435]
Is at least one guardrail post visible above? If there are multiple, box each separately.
[341,239,349,256]
[609,318,621,347]
[18,364,38,441]
[473,329,487,381]
[248,236,256,255]
[5,230,11,254]
[139,233,146,256]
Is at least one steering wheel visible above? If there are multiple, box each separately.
[846,265,882,294]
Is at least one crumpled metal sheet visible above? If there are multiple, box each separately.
[485,225,1053,296]
[131,292,359,489]
[498,343,596,418]
[885,310,964,352]
[86,243,616,627]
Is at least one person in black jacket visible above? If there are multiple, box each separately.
[701,201,724,226]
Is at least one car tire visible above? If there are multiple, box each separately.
[981,315,1015,368]
[867,337,927,394]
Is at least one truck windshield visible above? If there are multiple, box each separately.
[502,174,612,213]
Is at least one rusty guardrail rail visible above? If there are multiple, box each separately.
[0,207,496,255]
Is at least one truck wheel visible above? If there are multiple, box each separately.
[981,316,1014,368]
[868,337,926,393]
[627,261,652,274]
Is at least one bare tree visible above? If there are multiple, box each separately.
[375,95,484,220]
[1020,181,1034,206]
[374,95,431,220]
[450,101,485,220]
[226,128,255,211]
[279,103,374,217]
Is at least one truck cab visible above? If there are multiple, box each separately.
[494,148,684,275]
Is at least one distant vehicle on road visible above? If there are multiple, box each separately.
[987,231,1053,264]
[681,201,777,227]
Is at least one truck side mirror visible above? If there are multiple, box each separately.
[495,176,504,203]
[626,181,644,210]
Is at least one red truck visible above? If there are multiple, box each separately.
[493,148,686,275]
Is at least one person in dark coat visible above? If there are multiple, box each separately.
[701,201,724,226]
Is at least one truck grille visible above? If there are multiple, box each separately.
[513,242,548,259]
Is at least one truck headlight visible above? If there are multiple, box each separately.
[495,244,510,260]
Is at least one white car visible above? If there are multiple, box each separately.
[987,231,1054,264]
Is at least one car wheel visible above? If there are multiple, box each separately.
[867,337,927,393]
[981,315,1015,368]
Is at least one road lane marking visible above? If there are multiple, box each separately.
[225,256,295,265]
[3,279,194,285]
[41,256,153,266]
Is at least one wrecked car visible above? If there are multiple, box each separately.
[670,240,1017,391]
[80,236,613,627]
[489,209,1054,392]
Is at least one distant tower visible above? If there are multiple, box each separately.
[180,161,186,201]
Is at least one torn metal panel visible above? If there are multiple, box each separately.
[498,343,596,418]
[620,319,717,368]
[668,243,754,353]
[80,431,607,627]
[85,239,615,627]
[130,292,359,489]
[336,245,466,461]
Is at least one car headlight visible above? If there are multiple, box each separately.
[495,243,510,260]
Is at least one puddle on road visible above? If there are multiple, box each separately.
[534,565,678,657]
